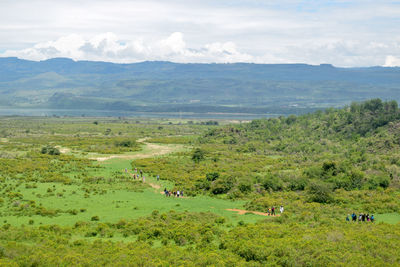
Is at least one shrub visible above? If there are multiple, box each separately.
[307,181,333,203]
[41,146,60,155]
[192,148,205,163]
[206,172,219,181]
[261,174,283,191]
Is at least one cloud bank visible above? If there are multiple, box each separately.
[1,32,253,63]
[2,32,400,67]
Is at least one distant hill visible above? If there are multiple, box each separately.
[0,57,399,116]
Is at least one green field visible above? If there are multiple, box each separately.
[1,152,270,227]
[1,101,400,266]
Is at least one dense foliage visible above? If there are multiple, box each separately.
[134,99,400,198]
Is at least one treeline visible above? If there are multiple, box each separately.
[203,98,400,143]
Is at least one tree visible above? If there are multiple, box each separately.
[206,172,219,181]
[192,148,205,163]
[41,146,60,155]
[307,181,333,203]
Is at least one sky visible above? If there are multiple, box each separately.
[0,0,399,67]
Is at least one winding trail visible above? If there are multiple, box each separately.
[89,138,274,217]
[226,209,281,217]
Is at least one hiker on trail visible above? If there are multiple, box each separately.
[134,168,137,173]
[371,214,374,223]
[125,168,127,173]
[352,212,357,222]
[157,175,160,181]
[181,191,183,197]
[271,207,275,216]
[140,170,143,177]
[362,214,366,222]
[366,214,370,221]
[177,190,180,197]
[358,214,362,222]
[346,215,350,222]
[268,208,271,216]
[280,205,284,214]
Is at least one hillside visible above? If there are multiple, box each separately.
[134,99,400,197]
[1,57,400,115]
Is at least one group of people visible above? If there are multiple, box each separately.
[164,188,183,197]
[126,168,146,182]
[347,213,375,222]
[266,206,284,216]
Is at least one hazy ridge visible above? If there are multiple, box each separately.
[1,57,399,116]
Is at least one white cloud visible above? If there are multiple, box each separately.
[159,32,186,54]
[384,56,400,67]
[0,32,253,63]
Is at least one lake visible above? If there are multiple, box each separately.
[0,108,277,119]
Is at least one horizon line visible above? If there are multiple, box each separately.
[1,56,398,69]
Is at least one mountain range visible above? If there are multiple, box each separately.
[1,57,400,116]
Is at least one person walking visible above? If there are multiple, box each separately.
[157,175,160,181]
[280,205,284,214]
[271,207,275,216]
[346,214,350,222]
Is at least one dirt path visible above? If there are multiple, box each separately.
[148,183,161,190]
[124,168,162,192]
[90,139,185,161]
[55,146,71,154]
[226,209,281,217]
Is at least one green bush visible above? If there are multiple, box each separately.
[91,216,100,221]
[307,181,333,203]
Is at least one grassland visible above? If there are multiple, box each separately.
[0,120,267,229]
[0,105,400,266]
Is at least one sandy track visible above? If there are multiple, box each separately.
[226,209,281,217]
[148,183,161,189]
[55,146,71,154]
[90,139,184,161]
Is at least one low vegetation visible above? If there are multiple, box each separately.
[0,99,399,265]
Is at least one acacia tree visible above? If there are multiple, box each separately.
[192,148,205,163]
